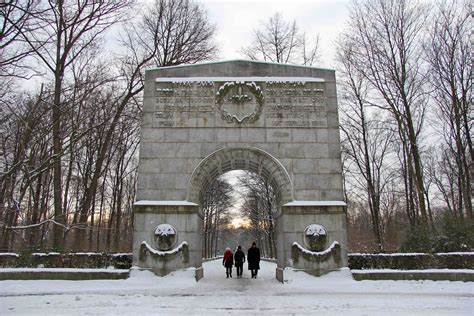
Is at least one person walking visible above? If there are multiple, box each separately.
[247,242,261,279]
[234,245,245,278]
[222,247,234,278]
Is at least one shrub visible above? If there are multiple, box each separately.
[348,252,474,270]
[400,215,474,253]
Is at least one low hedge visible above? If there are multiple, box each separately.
[0,252,132,269]
[1,252,473,270]
[349,252,474,270]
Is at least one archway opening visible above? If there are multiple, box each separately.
[187,147,293,279]
[187,147,293,205]
[200,169,281,260]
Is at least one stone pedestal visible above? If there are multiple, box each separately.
[276,202,347,281]
[133,201,202,279]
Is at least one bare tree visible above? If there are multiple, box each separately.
[72,0,218,250]
[1,0,218,252]
[0,91,51,250]
[0,0,42,80]
[425,146,459,216]
[341,0,430,227]
[425,0,471,219]
[241,12,319,65]
[337,36,397,251]
[12,0,132,250]
[142,0,217,66]
[201,178,233,258]
[109,114,140,251]
[236,171,278,258]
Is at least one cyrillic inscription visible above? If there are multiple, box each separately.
[264,82,327,127]
[152,79,327,128]
[154,81,215,127]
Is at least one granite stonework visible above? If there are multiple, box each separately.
[133,60,347,281]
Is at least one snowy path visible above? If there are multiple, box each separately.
[1,260,472,315]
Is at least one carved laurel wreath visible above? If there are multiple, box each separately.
[215,81,265,124]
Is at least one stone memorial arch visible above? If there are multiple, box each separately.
[133,60,347,281]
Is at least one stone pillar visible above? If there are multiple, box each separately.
[132,201,203,280]
[276,202,347,282]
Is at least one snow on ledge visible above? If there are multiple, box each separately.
[150,59,336,71]
[0,253,20,257]
[134,200,198,206]
[284,201,346,207]
[350,252,474,257]
[435,252,474,256]
[351,269,474,274]
[70,252,103,256]
[293,241,340,256]
[350,252,428,257]
[0,268,129,273]
[141,241,188,256]
[155,76,325,83]
[110,253,133,257]
[32,252,61,257]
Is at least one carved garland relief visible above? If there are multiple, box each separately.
[215,81,264,124]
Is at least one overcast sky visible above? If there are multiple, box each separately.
[190,0,352,226]
[199,0,351,68]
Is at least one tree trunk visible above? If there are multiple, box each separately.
[52,0,65,252]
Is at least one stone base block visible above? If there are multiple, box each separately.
[276,267,284,283]
[195,267,204,281]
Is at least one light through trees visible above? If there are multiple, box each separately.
[201,170,279,259]
[0,0,218,253]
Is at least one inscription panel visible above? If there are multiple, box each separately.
[154,81,215,128]
[152,78,327,128]
[264,82,327,128]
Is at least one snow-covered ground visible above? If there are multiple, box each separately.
[1,260,472,315]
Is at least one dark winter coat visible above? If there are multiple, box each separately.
[223,249,234,268]
[247,246,260,270]
[234,249,245,264]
